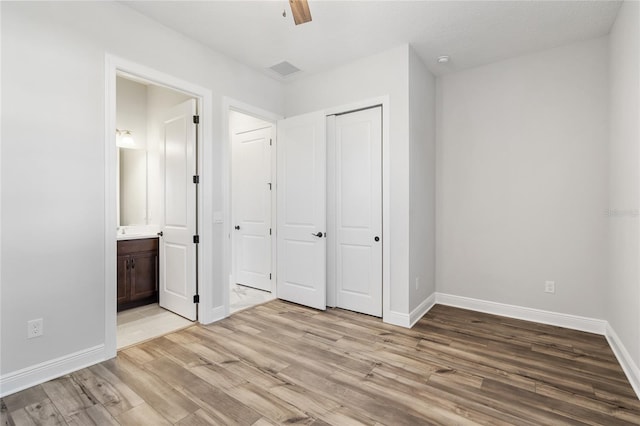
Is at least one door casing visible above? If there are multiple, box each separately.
[105,55,214,360]
[223,98,282,317]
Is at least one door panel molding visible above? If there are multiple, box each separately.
[329,106,382,317]
[232,125,273,292]
[159,99,198,321]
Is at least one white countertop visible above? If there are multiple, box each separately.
[117,226,160,241]
[117,233,159,241]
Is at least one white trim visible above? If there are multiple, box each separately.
[0,345,104,398]
[104,54,215,346]
[606,323,640,399]
[208,305,227,324]
[383,310,412,328]
[435,293,607,335]
[222,97,282,318]
[383,292,437,328]
[410,293,437,327]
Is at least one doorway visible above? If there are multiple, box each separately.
[105,56,215,358]
[114,75,198,349]
[229,110,276,313]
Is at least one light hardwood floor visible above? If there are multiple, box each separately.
[2,301,639,425]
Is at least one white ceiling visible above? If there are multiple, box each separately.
[124,0,622,81]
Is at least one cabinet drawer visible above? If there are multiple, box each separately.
[117,238,158,255]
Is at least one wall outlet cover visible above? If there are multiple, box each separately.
[27,318,44,339]
[544,281,556,294]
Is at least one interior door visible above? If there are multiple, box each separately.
[276,111,326,310]
[330,107,382,317]
[159,99,197,321]
[232,125,273,292]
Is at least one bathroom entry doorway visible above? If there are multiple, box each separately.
[114,73,198,349]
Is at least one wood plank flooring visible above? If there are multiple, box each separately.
[2,301,639,425]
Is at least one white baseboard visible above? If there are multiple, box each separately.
[383,292,436,328]
[435,293,607,335]
[201,305,226,325]
[383,310,410,328]
[605,323,640,399]
[410,293,437,327]
[0,344,105,398]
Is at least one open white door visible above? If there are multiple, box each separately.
[159,99,197,321]
[232,125,273,292]
[276,111,326,310]
[329,107,382,317]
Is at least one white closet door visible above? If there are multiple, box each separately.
[276,111,326,310]
[232,126,273,292]
[332,107,382,317]
[159,99,197,321]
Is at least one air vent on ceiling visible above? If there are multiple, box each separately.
[269,61,301,77]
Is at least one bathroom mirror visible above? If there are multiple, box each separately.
[118,147,148,226]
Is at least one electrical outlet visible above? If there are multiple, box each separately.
[27,318,43,339]
[544,281,555,294]
[415,277,420,290]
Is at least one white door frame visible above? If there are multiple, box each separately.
[104,54,214,359]
[324,97,390,320]
[222,97,281,317]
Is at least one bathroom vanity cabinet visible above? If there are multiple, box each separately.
[117,238,159,311]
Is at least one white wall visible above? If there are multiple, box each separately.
[408,49,437,313]
[608,0,640,372]
[284,45,412,316]
[436,37,609,319]
[0,0,283,388]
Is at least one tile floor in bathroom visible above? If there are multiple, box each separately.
[116,284,274,349]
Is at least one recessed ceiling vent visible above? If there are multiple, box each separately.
[269,61,301,77]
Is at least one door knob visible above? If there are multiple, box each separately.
[374,236,380,242]
[157,231,163,237]
[235,225,240,230]
[311,232,323,238]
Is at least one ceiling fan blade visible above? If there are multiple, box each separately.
[289,0,312,25]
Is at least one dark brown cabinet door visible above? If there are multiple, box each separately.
[117,255,130,305]
[117,238,159,311]
[130,251,158,301]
